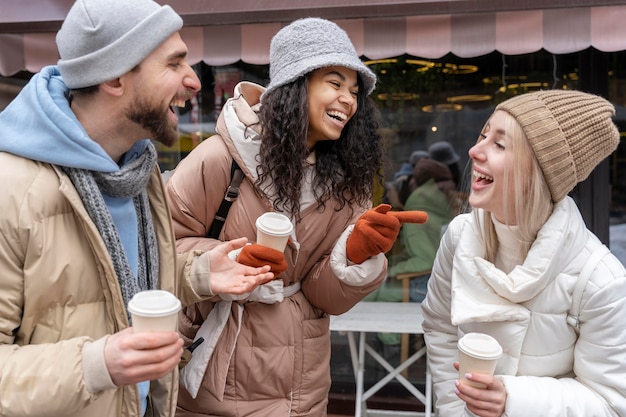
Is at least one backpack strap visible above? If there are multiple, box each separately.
[207,160,244,239]
[566,244,610,332]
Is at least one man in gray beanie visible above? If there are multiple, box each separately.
[57,0,183,89]
[0,1,274,416]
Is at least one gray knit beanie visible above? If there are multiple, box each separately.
[264,17,376,97]
[496,90,620,202]
[57,0,183,89]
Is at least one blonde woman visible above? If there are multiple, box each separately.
[422,90,626,417]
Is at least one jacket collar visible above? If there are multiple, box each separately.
[451,197,588,325]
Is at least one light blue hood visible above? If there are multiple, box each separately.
[0,65,133,172]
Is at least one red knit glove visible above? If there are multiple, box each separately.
[237,243,287,276]
[346,204,402,264]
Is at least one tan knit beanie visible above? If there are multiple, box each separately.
[496,90,620,202]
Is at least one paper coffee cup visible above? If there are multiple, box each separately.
[457,332,502,388]
[127,290,181,333]
[255,212,293,252]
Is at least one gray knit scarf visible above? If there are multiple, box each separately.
[63,143,159,323]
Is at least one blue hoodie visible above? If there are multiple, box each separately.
[0,66,125,171]
[0,64,153,414]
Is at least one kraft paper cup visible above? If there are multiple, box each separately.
[255,212,293,252]
[127,290,181,333]
[457,332,502,388]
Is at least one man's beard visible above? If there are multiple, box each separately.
[124,95,179,147]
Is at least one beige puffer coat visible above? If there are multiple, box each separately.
[165,82,387,416]
[0,152,205,417]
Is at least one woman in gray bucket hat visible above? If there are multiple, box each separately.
[166,17,402,416]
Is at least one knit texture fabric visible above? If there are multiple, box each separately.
[63,144,159,322]
[496,90,620,202]
[238,243,288,276]
[263,17,376,97]
[57,0,182,89]
[346,204,401,264]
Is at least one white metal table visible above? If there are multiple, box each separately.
[330,301,432,417]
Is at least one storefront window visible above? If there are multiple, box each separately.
[1,47,624,408]
[158,50,625,229]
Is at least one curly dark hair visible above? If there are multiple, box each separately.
[256,73,385,220]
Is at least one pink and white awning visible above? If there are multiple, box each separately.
[1,5,626,76]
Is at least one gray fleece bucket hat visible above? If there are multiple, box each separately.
[264,17,376,97]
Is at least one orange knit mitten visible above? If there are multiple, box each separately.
[388,210,429,224]
[237,243,288,276]
[346,204,402,264]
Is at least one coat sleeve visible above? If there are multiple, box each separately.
[165,135,233,253]
[301,209,386,316]
[0,209,99,415]
[0,335,99,415]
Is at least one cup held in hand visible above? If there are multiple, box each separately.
[255,212,293,252]
[127,290,181,333]
[457,332,502,388]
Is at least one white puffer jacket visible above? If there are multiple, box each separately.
[422,197,626,417]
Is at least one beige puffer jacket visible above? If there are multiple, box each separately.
[165,82,387,416]
[0,152,205,417]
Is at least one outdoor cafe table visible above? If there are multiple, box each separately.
[329,301,433,417]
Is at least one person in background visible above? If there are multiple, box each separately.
[422,90,626,417]
[426,140,463,190]
[164,17,414,416]
[411,149,432,167]
[391,157,462,302]
[367,156,460,357]
[0,1,274,416]
[389,141,467,302]
[385,149,429,210]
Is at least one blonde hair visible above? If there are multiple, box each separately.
[475,111,553,262]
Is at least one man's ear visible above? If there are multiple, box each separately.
[100,78,124,97]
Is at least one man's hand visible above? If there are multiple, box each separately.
[104,328,183,386]
[208,237,275,294]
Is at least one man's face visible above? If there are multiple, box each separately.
[123,33,200,147]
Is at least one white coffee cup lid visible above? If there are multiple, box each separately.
[256,212,293,236]
[458,332,503,360]
[127,290,181,317]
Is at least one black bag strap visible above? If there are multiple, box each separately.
[207,159,244,238]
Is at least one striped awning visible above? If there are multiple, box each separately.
[1,3,626,76]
